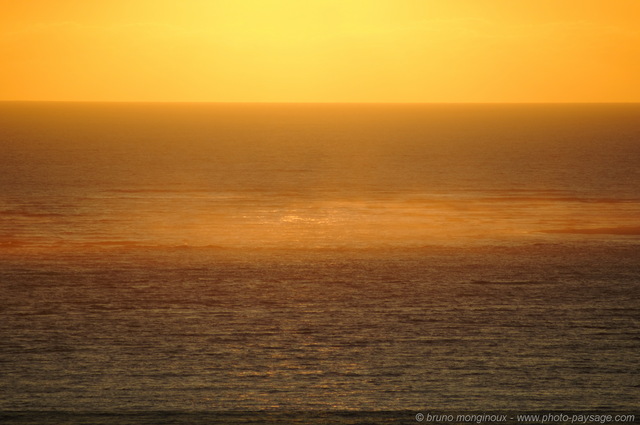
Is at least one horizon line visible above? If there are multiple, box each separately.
[1,100,639,105]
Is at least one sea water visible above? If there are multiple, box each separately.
[0,103,638,423]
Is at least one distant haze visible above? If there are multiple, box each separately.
[1,102,639,250]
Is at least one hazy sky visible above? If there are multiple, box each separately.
[1,0,639,102]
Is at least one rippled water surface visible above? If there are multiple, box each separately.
[0,103,638,420]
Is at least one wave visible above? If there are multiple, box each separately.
[105,189,211,194]
[467,279,553,286]
[542,226,640,235]
[0,209,69,218]
[480,197,640,204]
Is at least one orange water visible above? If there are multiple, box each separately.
[1,103,639,416]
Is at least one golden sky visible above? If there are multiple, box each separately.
[1,0,639,102]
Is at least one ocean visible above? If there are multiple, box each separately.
[0,103,638,423]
